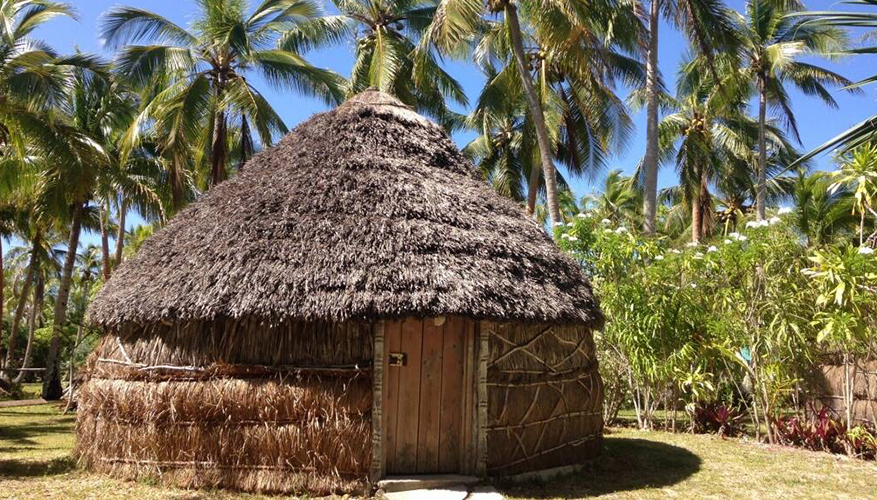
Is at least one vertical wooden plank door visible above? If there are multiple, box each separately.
[382,316,473,475]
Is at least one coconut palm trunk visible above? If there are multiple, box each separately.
[756,74,767,221]
[42,201,85,400]
[64,275,92,413]
[13,276,43,385]
[643,0,661,235]
[527,157,542,215]
[211,80,229,187]
[505,3,561,226]
[3,232,40,376]
[115,197,127,266]
[691,170,708,242]
[99,203,111,280]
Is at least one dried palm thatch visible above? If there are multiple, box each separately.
[76,377,371,494]
[76,321,375,495]
[484,321,603,475]
[88,90,603,329]
[813,361,877,425]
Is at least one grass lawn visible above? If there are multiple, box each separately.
[0,382,42,401]
[2,404,876,500]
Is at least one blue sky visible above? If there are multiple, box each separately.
[5,0,877,252]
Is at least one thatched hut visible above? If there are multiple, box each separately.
[78,90,604,495]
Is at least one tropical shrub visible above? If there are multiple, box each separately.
[689,403,747,437]
[774,405,876,459]
[554,208,839,441]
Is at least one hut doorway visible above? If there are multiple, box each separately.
[382,316,477,475]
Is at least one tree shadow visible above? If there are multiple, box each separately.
[0,422,74,452]
[497,436,702,498]
[0,456,76,477]
[0,409,75,453]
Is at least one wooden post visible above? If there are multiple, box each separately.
[370,320,385,483]
[476,321,489,477]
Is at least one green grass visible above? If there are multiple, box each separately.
[0,382,42,401]
[2,404,876,499]
[501,429,877,499]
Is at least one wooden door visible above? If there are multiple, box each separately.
[382,316,475,474]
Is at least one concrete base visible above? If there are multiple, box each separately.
[376,478,504,500]
[381,485,469,500]
[504,462,592,483]
[467,485,504,500]
[378,475,480,493]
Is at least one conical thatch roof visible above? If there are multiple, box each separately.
[89,90,602,328]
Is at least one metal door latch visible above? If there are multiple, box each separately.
[388,352,407,367]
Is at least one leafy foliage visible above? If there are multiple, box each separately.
[689,403,747,437]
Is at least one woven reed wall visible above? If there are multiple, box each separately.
[75,320,374,495]
[813,361,877,425]
[483,321,603,475]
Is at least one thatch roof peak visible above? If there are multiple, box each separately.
[88,91,603,328]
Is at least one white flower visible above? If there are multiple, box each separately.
[690,283,697,289]
[686,241,698,248]
[769,216,781,225]
[615,226,628,234]
[778,207,792,215]
[759,219,769,227]
[729,232,741,240]
[694,252,704,259]
[671,249,682,254]
[655,255,664,261]
[724,239,732,244]
[707,246,718,253]
[604,228,613,234]
[858,246,874,255]
[601,218,611,225]
[576,212,587,218]
[745,221,758,229]
[561,233,571,240]
[568,236,579,242]
[554,221,565,227]
[738,235,748,241]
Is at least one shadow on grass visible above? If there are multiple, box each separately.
[498,436,702,498]
[0,456,76,477]
[0,410,75,452]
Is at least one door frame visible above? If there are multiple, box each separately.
[370,317,486,481]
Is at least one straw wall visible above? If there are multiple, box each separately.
[813,361,877,425]
[484,321,603,475]
[75,319,374,495]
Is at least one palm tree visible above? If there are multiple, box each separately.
[464,71,531,202]
[0,0,78,123]
[13,270,45,384]
[68,68,165,280]
[582,169,642,225]
[735,0,855,221]
[0,0,81,346]
[792,1,877,161]
[423,0,616,226]
[326,0,468,128]
[2,229,39,375]
[101,0,346,188]
[64,244,101,409]
[792,172,856,247]
[0,146,42,370]
[659,56,797,242]
[2,226,63,380]
[40,64,161,400]
[465,5,642,214]
[639,0,739,235]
